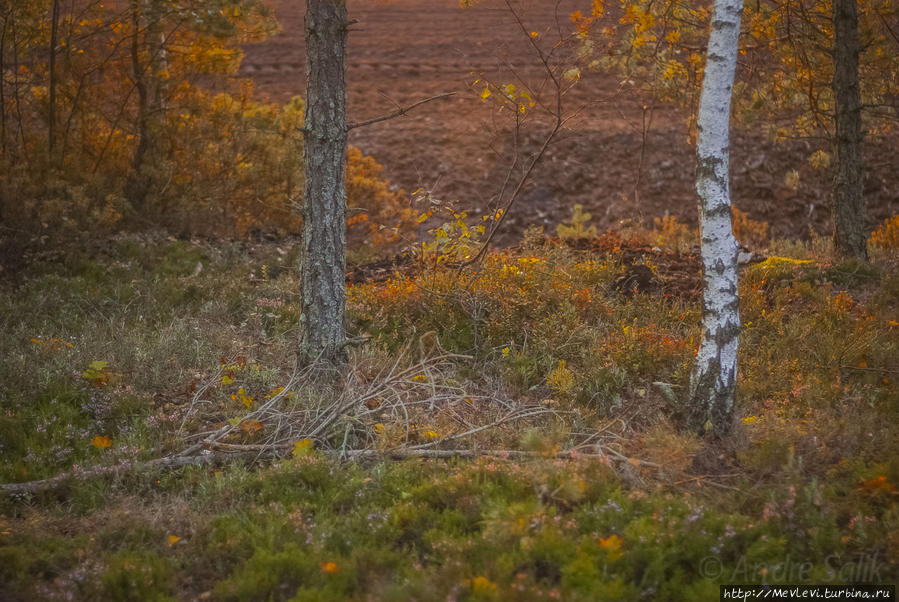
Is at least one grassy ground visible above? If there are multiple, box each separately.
[0,229,897,600]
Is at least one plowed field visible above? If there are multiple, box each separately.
[241,0,898,244]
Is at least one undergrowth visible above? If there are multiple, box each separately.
[0,227,897,600]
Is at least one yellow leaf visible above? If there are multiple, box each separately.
[530,31,539,38]
[237,387,254,408]
[264,386,284,399]
[293,439,314,458]
[469,576,497,592]
[167,535,181,547]
[372,423,386,435]
[91,435,112,449]
[221,374,233,385]
[599,534,622,551]
[627,457,641,467]
[480,87,491,101]
[321,561,339,574]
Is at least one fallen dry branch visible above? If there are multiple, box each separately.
[0,451,269,496]
[1,350,676,497]
[2,446,662,496]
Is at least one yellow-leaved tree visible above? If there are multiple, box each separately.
[582,0,898,258]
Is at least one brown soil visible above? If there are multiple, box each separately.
[242,0,899,246]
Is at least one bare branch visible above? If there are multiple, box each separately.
[346,92,456,131]
[1,447,660,496]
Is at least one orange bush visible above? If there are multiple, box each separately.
[869,214,899,253]
[346,147,418,250]
[733,208,770,248]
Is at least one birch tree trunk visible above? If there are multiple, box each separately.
[298,0,348,365]
[832,0,866,260]
[688,0,743,436]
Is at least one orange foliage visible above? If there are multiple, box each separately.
[346,147,418,250]
[869,214,899,252]
[732,208,770,249]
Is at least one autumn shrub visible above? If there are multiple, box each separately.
[349,244,697,417]
[0,2,415,254]
[869,214,899,259]
[652,214,696,254]
[145,85,306,239]
[732,207,770,249]
[346,146,418,252]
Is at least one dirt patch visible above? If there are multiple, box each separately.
[242,0,899,245]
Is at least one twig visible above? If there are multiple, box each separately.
[346,92,456,130]
[673,474,742,491]
[0,451,272,496]
[840,364,899,375]
[459,0,572,269]
[408,407,555,450]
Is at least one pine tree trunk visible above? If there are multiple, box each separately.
[688,0,743,437]
[832,0,866,260]
[298,0,348,366]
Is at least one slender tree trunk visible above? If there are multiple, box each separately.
[1,10,8,158]
[687,0,743,437]
[126,0,157,213]
[11,10,28,164]
[48,0,59,162]
[832,0,866,259]
[298,0,348,365]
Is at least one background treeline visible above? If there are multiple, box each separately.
[0,0,415,247]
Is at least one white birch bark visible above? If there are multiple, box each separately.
[688,0,743,435]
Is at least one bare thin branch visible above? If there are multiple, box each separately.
[346,92,456,130]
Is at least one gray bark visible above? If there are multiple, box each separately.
[298,0,348,365]
[688,0,743,436]
[832,0,867,260]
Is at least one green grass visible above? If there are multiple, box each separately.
[0,232,897,600]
